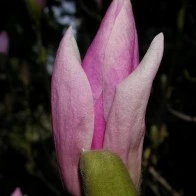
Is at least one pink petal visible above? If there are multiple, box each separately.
[104,33,164,188]
[82,0,139,149]
[11,188,22,196]
[51,28,94,196]
[0,31,9,55]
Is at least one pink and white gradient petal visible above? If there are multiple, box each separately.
[104,33,164,188]
[51,28,94,196]
[82,0,139,149]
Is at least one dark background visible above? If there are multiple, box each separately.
[0,0,196,195]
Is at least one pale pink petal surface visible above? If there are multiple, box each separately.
[11,188,22,196]
[51,28,94,195]
[0,31,9,55]
[104,33,164,187]
[82,0,139,149]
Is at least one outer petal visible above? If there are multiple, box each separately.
[104,33,164,188]
[11,188,22,196]
[82,0,139,149]
[51,28,94,195]
[0,31,9,55]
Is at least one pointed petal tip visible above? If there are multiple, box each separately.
[154,32,164,46]
[155,32,164,41]
[140,32,164,71]
[62,26,74,40]
[151,32,164,54]
[66,26,73,34]
[151,32,164,49]
[159,32,164,39]
[56,26,81,65]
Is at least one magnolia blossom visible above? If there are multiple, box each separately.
[51,0,164,195]
[10,188,22,196]
[0,31,9,55]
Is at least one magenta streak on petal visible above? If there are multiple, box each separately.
[91,93,105,149]
[51,28,94,196]
[82,0,139,149]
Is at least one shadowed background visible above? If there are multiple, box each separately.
[0,0,195,195]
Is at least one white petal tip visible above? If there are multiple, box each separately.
[63,27,73,39]
[148,32,164,59]
[67,26,73,33]
[151,32,164,49]
[137,32,164,80]
[155,32,164,40]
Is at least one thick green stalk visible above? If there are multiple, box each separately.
[80,150,137,196]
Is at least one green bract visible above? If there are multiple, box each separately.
[80,150,137,196]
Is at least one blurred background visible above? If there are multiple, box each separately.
[0,0,196,195]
